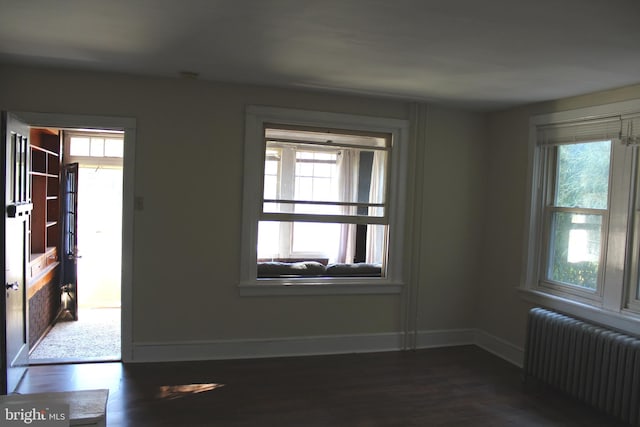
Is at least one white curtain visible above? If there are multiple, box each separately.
[366,151,386,264]
[336,150,358,263]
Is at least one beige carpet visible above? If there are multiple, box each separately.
[29,308,121,363]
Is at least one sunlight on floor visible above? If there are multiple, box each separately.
[157,384,225,400]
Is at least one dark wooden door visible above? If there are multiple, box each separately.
[61,163,79,320]
[1,112,31,394]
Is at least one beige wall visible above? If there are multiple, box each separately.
[417,105,487,330]
[8,62,636,359]
[480,83,640,349]
[0,64,487,348]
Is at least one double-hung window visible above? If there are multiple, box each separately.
[260,125,388,265]
[240,106,409,295]
[524,100,640,331]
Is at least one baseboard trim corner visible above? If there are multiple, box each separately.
[414,329,476,349]
[474,330,524,367]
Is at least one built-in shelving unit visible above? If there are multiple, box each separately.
[27,128,65,349]
[29,128,61,279]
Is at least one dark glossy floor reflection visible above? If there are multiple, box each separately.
[16,346,626,427]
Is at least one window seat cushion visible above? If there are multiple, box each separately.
[325,263,382,277]
[257,261,381,278]
[257,261,327,278]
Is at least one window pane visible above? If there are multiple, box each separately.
[548,212,601,290]
[257,221,387,269]
[104,138,124,157]
[264,142,387,217]
[295,177,314,198]
[313,178,333,200]
[555,141,610,209]
[263,176,278,199]
[294,150,339,204]
[314,163,333,178]
[69,137,90,156]
[292,222,341,256]
[264,159,279,176]
[257,220,342,262]
[360,150,387,205]
[263,148,281,201]
[257,221,280,259]
[296,161,314,177]
[264,202,382,217]
[293,202,341,215]
[365,224,387,265]
[90,138,105,157]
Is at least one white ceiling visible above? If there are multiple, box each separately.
[1,0,640,111]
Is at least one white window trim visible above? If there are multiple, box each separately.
[521,98,640,335]
[239,105,409,296]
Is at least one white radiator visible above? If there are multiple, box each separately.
[524,308,640,426]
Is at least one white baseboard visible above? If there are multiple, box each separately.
[131,329,524,367]
[474,329,524,367]
[414,328,476,349]
[132,332,403,363]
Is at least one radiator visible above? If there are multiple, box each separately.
[524,308,640,426]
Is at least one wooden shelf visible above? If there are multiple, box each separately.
[29,128,61,269]
[30,171,57,178]
[30,144,58,156]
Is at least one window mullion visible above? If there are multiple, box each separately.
[261,212,388,225]
[538,146,559,288]
[279,147,295,257]
[628,147,640,309]
[545,206,607,215]
[603,142,634,310]
[628,211,640,306]
[264,199,385,209]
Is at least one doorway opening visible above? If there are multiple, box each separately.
[28,129,123,364]
[2,111,133,393]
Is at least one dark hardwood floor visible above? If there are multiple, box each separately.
[16,345,626,426]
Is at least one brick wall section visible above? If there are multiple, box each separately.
[28,272,61,349]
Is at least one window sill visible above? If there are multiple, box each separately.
[518,287,640,337]
[239,279,404,296]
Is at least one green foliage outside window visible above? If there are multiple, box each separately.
[552,261,599,290]
[548,141,610,290]
[550,212,599,289]
[556,141,610,209]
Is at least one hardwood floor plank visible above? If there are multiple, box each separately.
[14,346,626,426]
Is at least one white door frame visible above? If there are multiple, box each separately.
[14,112,135,362]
